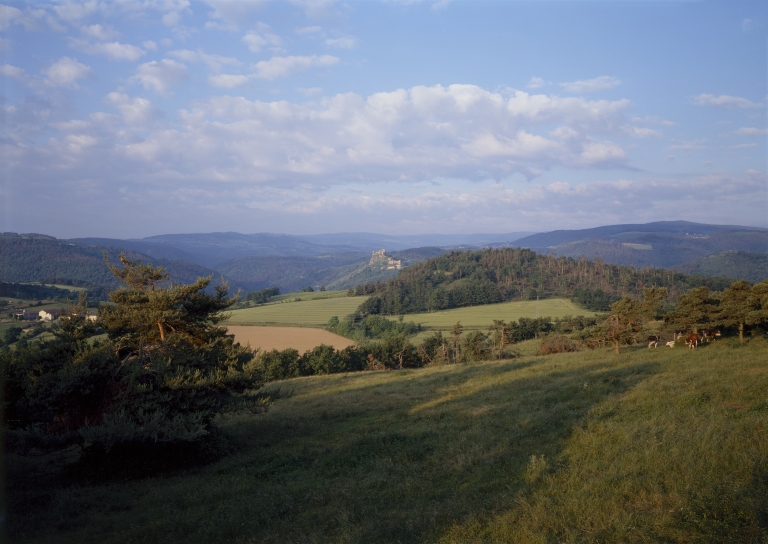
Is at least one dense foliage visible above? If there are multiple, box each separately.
[0,281,82,301]
[3,256,262,456]
[0,233,232,292]
[356,248,732,316]
[327,314,421,342]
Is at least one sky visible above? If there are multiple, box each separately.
[1,0,766,239]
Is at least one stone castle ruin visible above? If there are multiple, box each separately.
[370,249,402,270]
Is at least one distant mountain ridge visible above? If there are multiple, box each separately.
[512,221,768,274]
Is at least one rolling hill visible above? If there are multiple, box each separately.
[672,251,768,282]
[512,221,768,273]
[0,233,237,292]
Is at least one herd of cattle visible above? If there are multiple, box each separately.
[647,329,721,350]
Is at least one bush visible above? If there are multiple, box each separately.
[539,334,579,354]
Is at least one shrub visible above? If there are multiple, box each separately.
[539,334,579,354]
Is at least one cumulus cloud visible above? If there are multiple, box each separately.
[80,24,119,40]
[560,76,620,93]
[325,37,356,48]
[0,64,27,81]
[133,59,188,93]
[169,49,240,71]
[296,25,321,35]
[70,39,146,61]
[242,28,282,53]
[208,74,251,88]
[691,94,763,109]
[252,54,339,79]
[105,92,161,124]
[734,127,768,136]
[527,76,545,89]
[41,57,91,88]
[0,4,23,31]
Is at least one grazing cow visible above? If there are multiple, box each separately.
[647,335,661,348]
[700,329,721,342]
[685,333,698,349]
[674,330,686,340]
[665,340,676,348]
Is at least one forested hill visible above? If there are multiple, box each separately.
[357,248,733,316]
[0,233,237,290]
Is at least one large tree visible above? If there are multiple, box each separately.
[664,286,719,334]
[4,255,262,455]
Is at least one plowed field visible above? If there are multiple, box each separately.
[227,326,354,353]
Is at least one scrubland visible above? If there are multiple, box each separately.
[8,336,767,543]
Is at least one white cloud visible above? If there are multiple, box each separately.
[691,94,764,109]
[169,49,240,71]
[253,54,339,79]
[70,39,146,61]
[729,143,758,149]
[296,25,321,35]
[143,40,158,51]
[527,76,545,89]
[105,92,160,124]
[41,57,91,88]
[161,0,191,27]
[0,5,23,31]
[80,24,119,40]
[132,59,188,93]
[242,28,282,53]
[560,76,620,93]
[734,127,768,136]
[0,64,27,81]
[204,0,266,32]
[325,37,356,49]
[208,74,251,88]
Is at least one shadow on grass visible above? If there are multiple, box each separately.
[7,354,662,543]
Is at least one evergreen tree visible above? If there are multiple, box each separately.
[4,254,262,455]
[716,280,753,343]
[664,286,719,333]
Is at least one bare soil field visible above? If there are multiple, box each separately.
[227,325,354,353]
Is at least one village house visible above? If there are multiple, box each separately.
[39,308,74,322]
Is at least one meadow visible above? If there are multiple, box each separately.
[8,337,767,543]
[225,295,369,325]
[388,298,601,330]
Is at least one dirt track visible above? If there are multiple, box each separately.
[227,326,354,353]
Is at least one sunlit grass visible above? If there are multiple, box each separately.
[225,295,369,325]
[9,337,767,543]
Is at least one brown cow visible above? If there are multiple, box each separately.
[647,335,661,348]
[685,333,698,349]
[700,329,721,342]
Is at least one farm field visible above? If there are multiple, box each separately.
[270,289,348,302]
[227,325,354,353]
[226,295,368,325]
[388,298,600,330]
[8,337,767,543]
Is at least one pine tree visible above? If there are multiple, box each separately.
[4,254,263,456]
[716,280,753,343]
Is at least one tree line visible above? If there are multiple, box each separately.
[351,248,733,316]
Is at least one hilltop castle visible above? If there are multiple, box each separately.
[370,249,402,270]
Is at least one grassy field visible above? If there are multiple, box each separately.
[226,296,598,330]
[226,295,369,325]
[270,290,348,302]
[8,337,768,543]
[227,325,354,352]
[391,298,601,330]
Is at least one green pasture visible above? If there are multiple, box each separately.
[9,337,768,543]
[391,298,599,330]
[226,295,369,325]
[270,289,348,302]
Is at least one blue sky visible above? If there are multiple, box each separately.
[1,0,766,238]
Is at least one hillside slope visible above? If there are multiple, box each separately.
[9,338,767,543]
[672,250,768,282]
[357,247,733,316]
[0,233,236,290]
[513,221,768,271]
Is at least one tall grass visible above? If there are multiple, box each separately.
[8,337,767,543]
